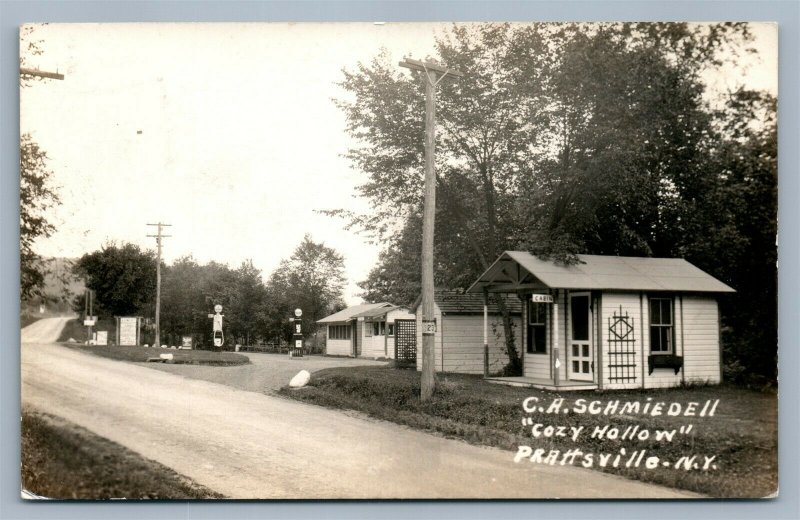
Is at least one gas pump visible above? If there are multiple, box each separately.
[210,304,224,350]
[290,308,303,358]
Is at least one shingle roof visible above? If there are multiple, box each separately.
[317,302,394,323]
[414,290,522,315]
[468,251,735,293]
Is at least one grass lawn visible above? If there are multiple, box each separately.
[21,409,223,499]
[64,343,250,366]
[279,366,777,498]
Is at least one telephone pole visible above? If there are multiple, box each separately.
[147,222,171,347]
[20,67,65,80]
[399,58,463,401]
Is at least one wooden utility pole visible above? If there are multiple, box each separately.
[147,222,171,347]
[20,67,64,80]
[399,58,463,401]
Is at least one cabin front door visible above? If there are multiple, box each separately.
[569,292,593,381]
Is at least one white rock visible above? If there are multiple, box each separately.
[159,353,174,360]
[289,370,311,388]
[67,338,77,343]
[143,344,149,348]
[161,344,168,349]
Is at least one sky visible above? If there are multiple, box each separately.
[20,22,777,305]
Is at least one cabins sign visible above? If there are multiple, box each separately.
[531,294,554,303]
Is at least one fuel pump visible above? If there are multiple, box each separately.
[290,308,303,357]
[210,304,224,349]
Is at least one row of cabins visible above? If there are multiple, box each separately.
[317,252,734,391]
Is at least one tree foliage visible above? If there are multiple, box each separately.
[73,243,157,318]
[265,234,347,341]
[336,22,776,382]
[20,134,61,300]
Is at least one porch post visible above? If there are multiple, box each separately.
[483,288,489,377]
[553,290,560,387]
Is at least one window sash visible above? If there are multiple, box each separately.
[527,302,548,354]
[649,297,674,353]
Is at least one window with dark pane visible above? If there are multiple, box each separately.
[571,295,589,341]
[649,297,673,353]
[527,302,547,354]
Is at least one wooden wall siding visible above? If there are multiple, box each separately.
[681,295,722,384]
[358,309,417,359]
[600,293,645,390]
[416,304,523,374]
[326,323,353,357]
[360,329,386,359]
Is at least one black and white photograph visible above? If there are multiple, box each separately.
[19,21,778,500]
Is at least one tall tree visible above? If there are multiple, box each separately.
[265,234,347,343]
[20,134,60,300]
[335,24,553,374]
[72,243,157,318]
[334,22,761,377]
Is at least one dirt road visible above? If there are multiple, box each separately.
[21,318,697,499]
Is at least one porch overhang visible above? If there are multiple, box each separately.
[467,252,550,294]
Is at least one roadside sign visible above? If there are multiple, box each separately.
[118,317,140,346]
[531,294,554,303]
[294,308,302,317]
[214,304,223,313]
[181,335,192,349]
[96,331,108,346]
[83,319,95,326]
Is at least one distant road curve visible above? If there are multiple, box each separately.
[21,316,74,343]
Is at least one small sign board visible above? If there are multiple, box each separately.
[118,317,139,346]
[95,331,108,346]
[531,294,554,303]
[83,319,96,326]
[422,320,437,335]
[181,335,193,349]
[295,323,302,334]
[295,339,303,349]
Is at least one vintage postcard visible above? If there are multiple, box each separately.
[19,22,777,499]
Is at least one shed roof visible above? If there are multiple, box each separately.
[317,302,394,324]
[468,251,735,294]
[414,290,522,315]
[351,305,405,319]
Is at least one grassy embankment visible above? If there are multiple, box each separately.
[58,318,249,366]
[22,409,223,499]
[279,366,777,498]
[20,314,42,329]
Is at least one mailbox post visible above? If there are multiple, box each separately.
[290,308,304,358]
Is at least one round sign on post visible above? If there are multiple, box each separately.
[214,304,223,313]
[294,308,302,317]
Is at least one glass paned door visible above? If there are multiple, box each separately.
[569,293,593,381]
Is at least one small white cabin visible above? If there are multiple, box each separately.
[467,252,735,390]
[317,303,414,359]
